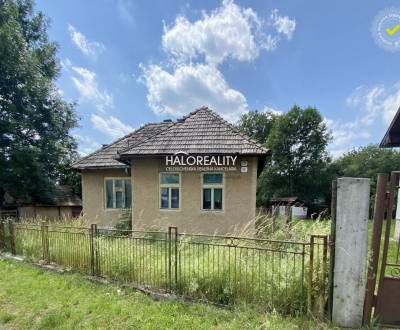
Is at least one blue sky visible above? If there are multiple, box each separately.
[36,0,400,157]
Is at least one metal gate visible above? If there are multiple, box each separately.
[364,172,400,326]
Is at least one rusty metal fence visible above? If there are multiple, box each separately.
[0,221,328,316]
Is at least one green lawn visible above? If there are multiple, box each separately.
[0,258,335,330]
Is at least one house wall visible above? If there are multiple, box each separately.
[80,168,130,227]
[131,157,258,235]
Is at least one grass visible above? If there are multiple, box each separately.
[0,258,335,329]
[6,217,330,315]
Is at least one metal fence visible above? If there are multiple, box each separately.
[0,221,329,316]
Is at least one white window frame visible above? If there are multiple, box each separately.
[159,172,181,211]
[201,172,225,212]
[104,177,132,210]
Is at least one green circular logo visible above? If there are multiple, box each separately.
[372,8,400,51]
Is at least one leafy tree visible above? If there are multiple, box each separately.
[257,106,332,205]
[330,145,400,201]
[236,110,278,145]
[0,0,79,206]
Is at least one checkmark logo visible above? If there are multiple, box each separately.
[386,24,400,36]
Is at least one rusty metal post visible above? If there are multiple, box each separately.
[90,224,96,276]
[41,221,49,263]
[8,220,16,255]
[327,179,337,320]
[374,172,398,320]
[307,235,315,314]
[0,221,5,250]
[318,235,328,318]
[363,173,388,325]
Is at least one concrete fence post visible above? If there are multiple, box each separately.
[332,177,370,328]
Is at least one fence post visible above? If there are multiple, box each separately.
[0,221,5,251]
[327,179,337,320]
[89,224,96,276]
[93,224,100,276]
[307,235,314,314]
[167,226,178,291]
[8,220,16,255]
[41,221,49,263]
[363,173,387,325]
[332,177,370,328]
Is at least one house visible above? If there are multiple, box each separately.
[73,107,270,234]
[270,197,308,219]
[380,106,400,148]
[2,185,82,220]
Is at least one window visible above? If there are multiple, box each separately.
[202,173,223,211]
[160,173,180,209]
[105,178,132,209]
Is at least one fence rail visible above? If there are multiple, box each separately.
[0,221,328,316]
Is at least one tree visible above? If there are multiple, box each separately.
[0,0,79,206]
[330,145,400,201]
[236,110,278,145]
[257,106,331,205]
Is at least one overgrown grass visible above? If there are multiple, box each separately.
[0,258,336,329]
[5,216,329,316]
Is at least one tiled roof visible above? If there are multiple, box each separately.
[72,122,172,169]
[119,107,270,157]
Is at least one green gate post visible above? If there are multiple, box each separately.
[8,220,16,255]
[41,221,49,263]
[0,221,5,251]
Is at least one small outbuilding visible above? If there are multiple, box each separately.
[2,185,82,220]
[270,197,308,219]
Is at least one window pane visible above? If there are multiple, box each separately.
[105,180,113,208]
[203,188,211,209]
[124,180,132,208]
[203,173,223,184]
[214,188,223,210]
[115,191,123,208]
[161,173,180,184]
[171,188,179,209]
[115,179,123,190]
[161,188,169,209]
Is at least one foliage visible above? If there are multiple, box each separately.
[236,110,278,145]
[0,259,335,329]
[330,144,400,200]
[8,219,329,316]
[114,209,132,232]
[0,0,79,204]
[258,106,331,205]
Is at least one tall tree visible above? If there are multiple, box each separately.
[331,145,400,201]
[257,106,331,205]
[0,0,78,206]
[236,110,278,145]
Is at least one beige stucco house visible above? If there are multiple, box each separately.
[73,107,270,234]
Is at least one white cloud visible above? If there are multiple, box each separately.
[68,25,105,58]
[73,134,101,156]
[117,0,135,24]
[270,9,296,40]
[327,82,400,158]
[140,63,248,122]
[91,114,133,139]
[346,83,400,125]
[162,0,295,65]
[141,1,295,121]
[263,105,283,115]
[70,66,113,112]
